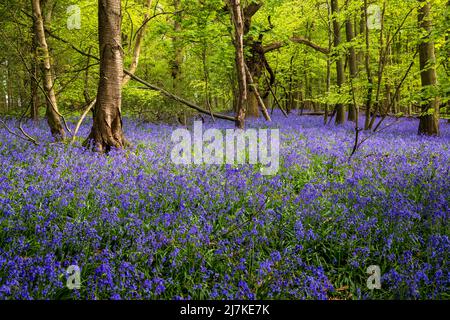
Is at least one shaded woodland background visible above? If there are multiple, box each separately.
[0,0,449,142]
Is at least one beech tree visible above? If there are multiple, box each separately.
[31,0,65,139]
[84,0,126,151]
[228,0,247,129]
[331,0,346,125]
[417,0,440,135]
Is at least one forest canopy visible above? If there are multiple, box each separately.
[0,0,449,141]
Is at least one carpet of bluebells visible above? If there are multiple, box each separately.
[0,112,449,300]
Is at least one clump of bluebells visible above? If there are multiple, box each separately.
[0,112,448,300]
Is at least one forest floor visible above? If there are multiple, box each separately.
[0,112,449,299]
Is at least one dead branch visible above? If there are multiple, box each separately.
[126,71,235,122]
[290,36,330,55]
[244,64,271,121]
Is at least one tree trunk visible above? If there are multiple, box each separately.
[229,0,247,128]
[363,0,373,130]
[392,37,400,115]
[345,13,357,122]
[246,90,259,117]
[83,47,93,103]
[84,0,125,151]
[30,27,40,121]
[331,0,346,125]
[324,0,332,124]
[0,65,6,111]
[418,0,439,135]
[384,83,391,116]
[171,0,183,93]
[242,3,263,118]
[202,46,213,116]
[31,0,65,139]
[368,2,386,130]
[6,60,13,112]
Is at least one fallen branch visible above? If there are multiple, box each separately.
[18,100,40,145]
[0,119,39,145]
[126,71,235,122]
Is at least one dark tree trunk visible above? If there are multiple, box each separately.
[30,27,39,121]
[331,0,346,125]
[31,0,65,139]
[324,0,332,124]
[418,0,439,135]
[0,65,6,111]
[84,0,126,151]
[384,83,392,116]
[6,60,13,112]
[171,0,183,93]
[345,13,357,122]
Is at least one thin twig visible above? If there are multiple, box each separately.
[263,72,288,117]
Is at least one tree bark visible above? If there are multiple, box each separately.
[368,2,386,130]
[363,0,373,130]
[31,0,65,139]
[171,0,183,93]
[84,0,125,151]
[324,0,333,124]
[30,28,40,121]
[331,0,346,125]
[345,9,357,122]
[1,64,6,111]
[417,0,439,135]
[6,60,13,112]
[243,3,263,118]
[229,0,247,128]
[245,64,271,121]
